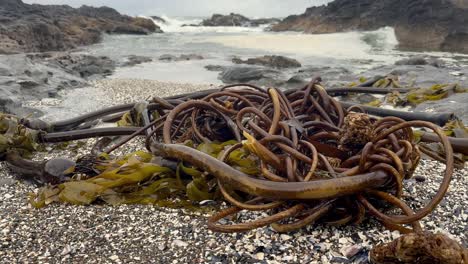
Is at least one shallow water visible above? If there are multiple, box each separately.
[82,16,468,85]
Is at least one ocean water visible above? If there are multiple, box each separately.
[82,16,468,85]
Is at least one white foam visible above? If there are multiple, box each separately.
[141,15,269,33]
[199,27,400,62]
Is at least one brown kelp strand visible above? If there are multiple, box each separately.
[0,79,460,235]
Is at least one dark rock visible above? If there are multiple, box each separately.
[219,66,282,84]
[47,53,116,79]
[272,0,468,54]
[158,54,177,61]
[179,54,204,61]
[288,66,352,88]
[414,175,426,182]
[204,65,225,72]
[202,13,251,27]
[150,16,166,24]
[0,0,161,54]
[201,13,280,27]
[232,55,301,68]
[395,56,429,66]
[17,79,40,88]
[287,75,306,84]
[122,55,152,67]
[181,24,199,27]
[395,56,445,68]
[158,54,204,62]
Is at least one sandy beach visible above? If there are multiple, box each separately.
[1,79,466,263]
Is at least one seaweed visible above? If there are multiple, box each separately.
[0,79,464,244]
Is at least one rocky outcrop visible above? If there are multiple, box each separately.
[158,54,204,62]
[0,52,118,116]
[271,0,468,53]
[201,13,280,27]
[232,55,301,68]
[0,0,162,54]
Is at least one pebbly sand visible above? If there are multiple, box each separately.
[1,79,467,263]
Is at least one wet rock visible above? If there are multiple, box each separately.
[179,54,204,61]
[17,79,40,89]
[158,54,177,61]
[288,66,352,88]
[232,55,301,68]
[150,16,166,24]
[219,66,282,85]
[158,54,204,62]
[356,94,379,104]
[49,54,116,79]
[0,51,110,117]
[0,97,43,117]
[395,56,444,68]
[415,93,468,124]
[287,75,307,84]
[204,65,225,72]
[122,55,152,67]
[201,13,279,27]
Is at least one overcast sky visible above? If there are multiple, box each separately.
[23,0,332,17]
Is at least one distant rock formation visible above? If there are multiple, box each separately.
[271,0,468,53]
[0,0,162,54]
[201,13,280,27]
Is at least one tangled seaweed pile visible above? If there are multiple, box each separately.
[1,79,467,263]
